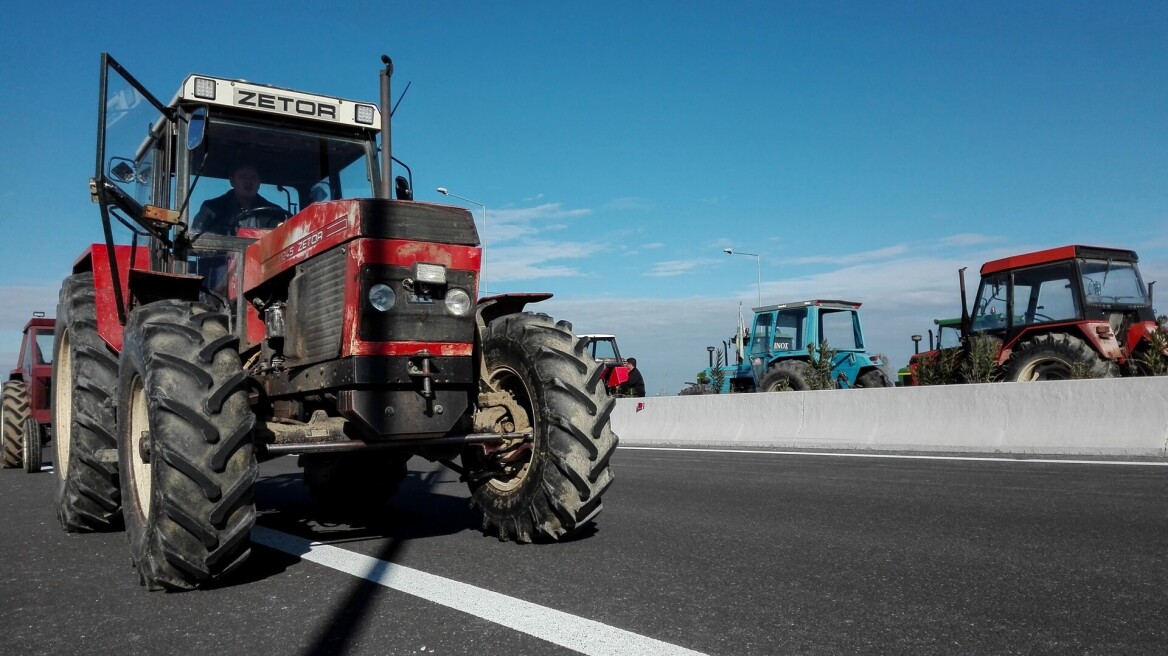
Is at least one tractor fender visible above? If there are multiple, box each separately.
[999,322,1123,365]
[71,244,202,353]
[1124,320,1164,357]
[475,292,553,328]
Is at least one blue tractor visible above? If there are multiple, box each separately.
[706,300,893,392]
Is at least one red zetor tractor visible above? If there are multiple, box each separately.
[53,53,617,591]
[2,312,54,472]
[914,244,1163,383]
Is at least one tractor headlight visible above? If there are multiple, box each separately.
[444,288,472,316]
[369,283,396,312]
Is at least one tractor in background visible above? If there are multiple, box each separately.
[580,334,630,395]
[51,53,617,591]
[912,244,1164,383]
[2,312,54,472]
[703,300,893,392]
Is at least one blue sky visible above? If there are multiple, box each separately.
[2,1,1166,394]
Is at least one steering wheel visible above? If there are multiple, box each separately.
[231,206,292,232]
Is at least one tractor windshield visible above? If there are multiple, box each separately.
[185,117,376,226]
[1079,259,1149,306]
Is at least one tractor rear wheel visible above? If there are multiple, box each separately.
[1003,333,1117,382]
[759,360,810,392]
[22,417,42,473]
[52,273,121,531]
[118,300,257,590]
[855,370,894,388]
[1,381,29,468]
[466,312,617,543]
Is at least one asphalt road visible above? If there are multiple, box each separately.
[2,447,1166,655]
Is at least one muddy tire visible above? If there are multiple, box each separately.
[302,452,410,511]
[52,273,122,531]
[1003,333,1117,382]
[118,300,257,590]
[854,369,893,388]
[467,312,617,543]
[2,381,29,468]
[759,360,810,392]
[23,417,42,473]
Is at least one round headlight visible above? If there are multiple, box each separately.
[369,283,396,312]
[444,288,472,316]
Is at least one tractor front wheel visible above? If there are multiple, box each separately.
[118,300,257,590]
[1003,333,1117,382]
[759,360,810,392]
[52,273,121,531]
[466,312,618,543]
[22,417,42,473]
[1,381,29,468]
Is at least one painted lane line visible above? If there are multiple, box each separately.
[619,446,1168,466]
[251,526,707,656]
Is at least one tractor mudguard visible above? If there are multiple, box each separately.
[475,292,553,327]
[74,243,197,353]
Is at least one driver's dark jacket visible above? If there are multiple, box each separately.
[191,191,281,235]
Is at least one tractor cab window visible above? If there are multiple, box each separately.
[1013,262,1078,325]
[34,333,53,365]
[820,309,860,350]
[972,274,1010,331]
[751,313,774,356]
[771,308,804,352]
[186,117,375,228]
[587,338,621,363]
[1080,258,1149,306]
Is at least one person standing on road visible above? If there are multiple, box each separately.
[620,357,646,397]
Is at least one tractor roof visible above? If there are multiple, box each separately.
[172,74,382,131]
[981,245,1140,276]
[580,334,617,340]
[755,299,861,313]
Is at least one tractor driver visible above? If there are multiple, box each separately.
[191,163,285,235]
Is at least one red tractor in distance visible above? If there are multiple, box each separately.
[2,312,54,472]
[911,245,1163,383]
[52,53,617,591]
[580,334,630,395]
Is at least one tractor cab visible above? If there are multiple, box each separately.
[969,245,1155,352]
[747,300,886,389]
[91,55,389,345]
[580,334,630,394]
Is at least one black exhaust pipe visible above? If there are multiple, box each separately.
[379,55,393,200]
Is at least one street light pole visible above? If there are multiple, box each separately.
[437,187,488,295]
[723,248,762,307]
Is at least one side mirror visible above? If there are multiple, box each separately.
[395,175,413,201]
[187,106,208,151]
[110,159,136,183]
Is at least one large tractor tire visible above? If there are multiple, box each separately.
[23,417,42,473]
[466,312,617,543]
[118,300,257,591]
[759,360,811,392]
[302,452,410,512]
[52,273,121,531]
[855,369,894,388]
[1003,333,1118,382]
[2,380,29,468]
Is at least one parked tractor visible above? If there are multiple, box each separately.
[579,334,629,395]
[910,244,1164,383]
[704,300,893,392]
[2,312,54,472]
[52,53,617,591]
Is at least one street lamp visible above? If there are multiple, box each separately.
[723,248,762,307]
[437,187,488,295]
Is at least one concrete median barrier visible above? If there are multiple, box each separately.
[612,377,1168,458]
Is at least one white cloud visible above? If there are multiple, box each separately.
[646,258,720,278]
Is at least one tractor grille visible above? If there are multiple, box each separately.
[286,247,347,366]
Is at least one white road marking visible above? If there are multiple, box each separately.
[251,526,707,656]
[619,445,1168,466]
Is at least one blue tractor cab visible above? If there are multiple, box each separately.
[709,300,892,392]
